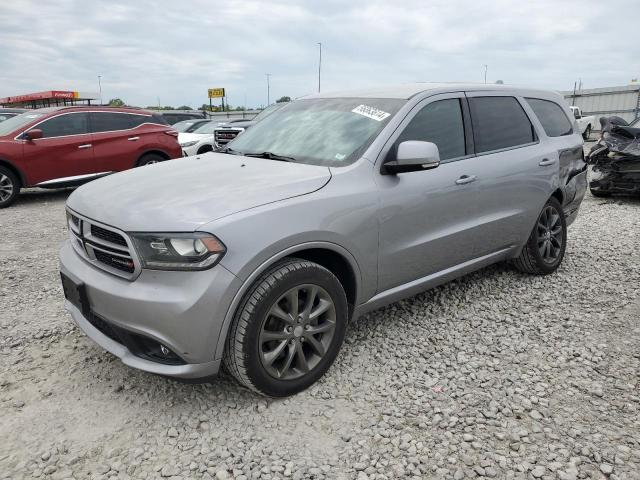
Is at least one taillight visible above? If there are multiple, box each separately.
[164,130,178,137]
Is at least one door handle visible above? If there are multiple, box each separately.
[128,136,140,141]
[455,174,477,185]
[538,158,556,166]
[78,144,92,149]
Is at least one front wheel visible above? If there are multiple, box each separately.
[583,125,591,140]
[0,166,20,209]
[223,258,348,397]
[512,197,567,275]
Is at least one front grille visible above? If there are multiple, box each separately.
[67,210,139,280]
[215,128,242,145]
[91,224,127,246]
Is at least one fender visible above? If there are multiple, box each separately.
[213,241,362,360]
[0,158,27,186]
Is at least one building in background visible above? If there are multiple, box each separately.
[562,84,640,129]
[0,90,99,109]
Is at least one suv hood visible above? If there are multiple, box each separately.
[67,153,331,232]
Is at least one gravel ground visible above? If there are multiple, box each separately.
[1,162,639,480]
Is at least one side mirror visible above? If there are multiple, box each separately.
[25,129,43,141]
[383,141,441,175]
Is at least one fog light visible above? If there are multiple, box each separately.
[160,344,170,356]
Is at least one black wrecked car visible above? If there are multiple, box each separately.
[586,116,640,197]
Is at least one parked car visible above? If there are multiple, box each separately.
[0,108,27,122]
[569,106,596,140]
[172,119,212,133]
[586,115,640,196]
[59,84,587,396]
[214,102,289,147]
[178,120,219,156]
[157,110,205,125]
[0,106,181,208]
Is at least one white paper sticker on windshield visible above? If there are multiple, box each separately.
[351,104,390,122]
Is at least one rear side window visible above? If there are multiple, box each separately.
[90,112,151,133]
[468,96,536,153]
[525,98,573,137]
[37,113,89,138]
[396,98,466,160]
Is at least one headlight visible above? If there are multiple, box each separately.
[131,233,226,271]
[179,140,198,148]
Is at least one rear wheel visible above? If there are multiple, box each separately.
[512,197,567,275]
[135,153,165,167]
[0,166,20,209]
[223,258,348,397]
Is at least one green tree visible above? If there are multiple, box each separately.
[108,98,125,107]
[177,105,193,110]
[276,96,291,103]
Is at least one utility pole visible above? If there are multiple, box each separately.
[317,42,322,93]
[483,65,488,84]
[98,75,102,105]
[265,73,271,105]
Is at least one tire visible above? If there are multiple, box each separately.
[0,166,20,209]
[197,145,213,155]
[135,153,165,167]
[512,197,567,275]
[223,258,348,397]
[589,187,611,198]
[583,125,591,140]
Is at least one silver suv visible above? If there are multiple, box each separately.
[59,84,587,396]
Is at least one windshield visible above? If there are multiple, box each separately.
[252,102,286,122]
[172,120,198,132]
[227,98,405,166]
[192,121,218,134]
[0,111,45,136]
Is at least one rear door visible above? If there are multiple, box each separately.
[463,93,553,256]
[21,112,94,185]
[376,93,483,291]
[89,112,150,172]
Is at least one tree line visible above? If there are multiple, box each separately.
[107,96,292,111]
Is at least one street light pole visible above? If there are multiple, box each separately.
[317,42,322,93]
[98,75,102,105]
[483,64,488,84]
[265,73,271,105]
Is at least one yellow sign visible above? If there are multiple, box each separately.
[208,88,225,98]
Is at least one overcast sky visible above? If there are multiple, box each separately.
[1,0,638,108]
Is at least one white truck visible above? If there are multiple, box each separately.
[569,106,596,140]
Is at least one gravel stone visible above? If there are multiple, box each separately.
[1,163,639,479]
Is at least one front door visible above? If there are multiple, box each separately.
[22,112,94,186]
[376,93,482,292]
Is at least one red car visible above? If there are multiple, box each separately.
[0,106,181,208]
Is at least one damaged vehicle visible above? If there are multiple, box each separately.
[586,116,640,197]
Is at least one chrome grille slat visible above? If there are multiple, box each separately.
[66,210,140,280]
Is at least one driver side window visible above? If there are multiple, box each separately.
[396,99,466,161]
[37,113,89,138]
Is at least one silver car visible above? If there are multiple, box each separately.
[59,84,587,396]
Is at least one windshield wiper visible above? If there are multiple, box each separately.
[243,151,297,163]
[218,146,243,155]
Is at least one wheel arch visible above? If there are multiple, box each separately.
[0,159,26,187]
[214,242,362,360]
[137,149,170,164]
[196,143,214,155]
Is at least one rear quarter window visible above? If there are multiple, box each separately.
[468,96,536,153]
[525,98,573,137]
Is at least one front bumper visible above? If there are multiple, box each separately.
[59,241,242,379]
